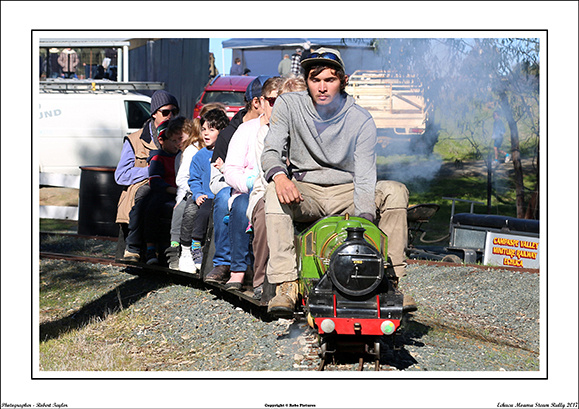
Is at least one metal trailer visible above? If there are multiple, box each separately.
[448,213,539,267]
[405,198,539,269]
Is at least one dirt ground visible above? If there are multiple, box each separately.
[436,156,537,179]
[39,187,79,206]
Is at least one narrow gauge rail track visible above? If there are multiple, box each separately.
[39,249,269,307]
[40,231,119,242]
[40,251,124,266]
[40,231,540,275]
[39,232,269,306]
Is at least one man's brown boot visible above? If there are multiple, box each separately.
[403,293,417,312]
[205,265,230,284]
[267,280,298,316]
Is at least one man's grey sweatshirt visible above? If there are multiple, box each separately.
[261,90,377,217]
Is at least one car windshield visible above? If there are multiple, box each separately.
[202,91,245,106]
[125,100,151,129]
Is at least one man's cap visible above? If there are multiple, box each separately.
[245,75,271,101]
[151,90,179,115]
[300,47,345,72]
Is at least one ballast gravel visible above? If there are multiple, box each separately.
[39,255,541,372]
[401,263,541,354]
[128,284,307,372]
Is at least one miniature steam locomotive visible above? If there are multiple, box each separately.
[296,214,406,364]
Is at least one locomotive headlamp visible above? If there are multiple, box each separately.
[381,320,396,335]
[320,319,336,333]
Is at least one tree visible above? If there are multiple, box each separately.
[451,38,540,218]
[371,37,539,218]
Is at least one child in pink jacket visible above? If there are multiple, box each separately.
[220,77,286,297]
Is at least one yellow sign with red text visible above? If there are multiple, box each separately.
[484,232,540,269]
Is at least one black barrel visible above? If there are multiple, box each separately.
[78,166,124,237]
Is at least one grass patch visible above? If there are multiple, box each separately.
[39,310,158,371]
[39,275,206,372]
[39,256,196,371]
[40,218,78,233]
[40,234,117,257]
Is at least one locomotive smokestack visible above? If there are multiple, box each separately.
[345,227,366,242]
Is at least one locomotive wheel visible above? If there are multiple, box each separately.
[374,340,381,371]
[318,340,333,371]
[318,342,328,371]
[365,339,381,370]
[318,340,327,359]
[318,338,336,359]
[373,340,380,360]
[317,337,338,371]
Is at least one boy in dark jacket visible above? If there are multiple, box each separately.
[143,117,186,264]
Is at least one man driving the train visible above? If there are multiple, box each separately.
[261,47,410,315]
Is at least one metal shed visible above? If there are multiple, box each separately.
[128,38,209,118]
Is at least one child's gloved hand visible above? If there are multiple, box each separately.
[246,174,257,190]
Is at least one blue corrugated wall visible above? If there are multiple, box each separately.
[129,38,209,119]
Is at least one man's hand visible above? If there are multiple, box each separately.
[273,173,303,204]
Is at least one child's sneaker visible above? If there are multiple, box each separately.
[192,247,204,270]
[504,153,511,163]
[165,245,180,270]
[146,248,158,265]
[179,246,195,273]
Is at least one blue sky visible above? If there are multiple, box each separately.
[209,37,232,76]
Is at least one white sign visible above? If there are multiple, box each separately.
[484,232,539,269]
